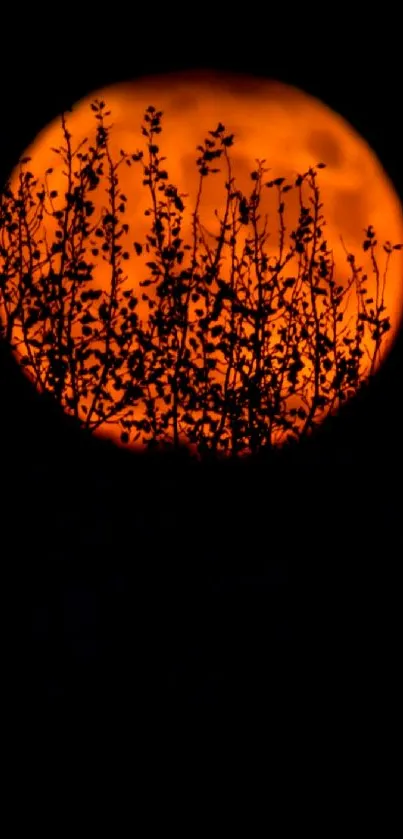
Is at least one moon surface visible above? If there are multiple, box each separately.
[6,70,403,450]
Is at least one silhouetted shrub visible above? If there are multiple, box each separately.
[1,99,400,458]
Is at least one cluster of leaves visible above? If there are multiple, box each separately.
[0,100,400,458]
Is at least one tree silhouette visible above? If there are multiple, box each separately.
[0,99,401,459]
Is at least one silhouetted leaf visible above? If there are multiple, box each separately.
[211,325,223,337]
[174,196,184,212]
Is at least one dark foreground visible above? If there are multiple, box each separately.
[2,339,401,734]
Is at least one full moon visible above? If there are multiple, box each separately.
[5,70,403,452]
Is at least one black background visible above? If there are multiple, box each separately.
[2,10,401,735]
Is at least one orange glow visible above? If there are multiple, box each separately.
[5,71,403,451]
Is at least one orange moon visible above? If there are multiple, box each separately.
[6,70,403,450]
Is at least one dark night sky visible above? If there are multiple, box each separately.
[2,12,401,731]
